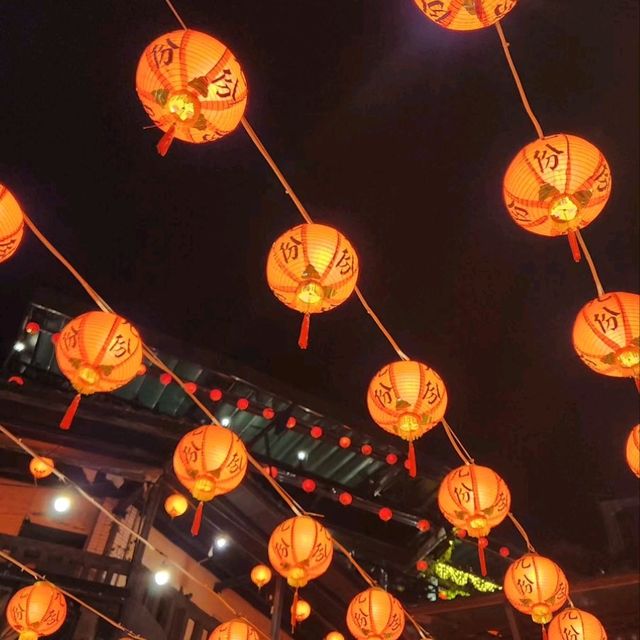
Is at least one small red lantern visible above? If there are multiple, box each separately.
[183,382,197,394]
[209,388,222,401]
[379,507,393,522]
[417,519,430,532]
[263,407,275,419]
[361,444,373,456]
[386,453,398,465]
[416,560,428,572]
[160,373,172,385]
[302,479,316,493]
[500,546,510,558]
[339,436,351,448]
[310,425,323,439]
[236,398,249,410]
[25,322,40,335]
[339,492,353,506]
[286,417,297,429]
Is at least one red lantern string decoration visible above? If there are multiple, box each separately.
[291,598,311,628]
[547,608,607,640]
[164,493,188,518]
[136,30,248,156]
[0,183,25,264]
[286,417,297,429]
[626,424,640,477]
[346,587,405,640]
[173,425,248,535]
[504,553,569,636]
[310,425,323,439]
[55,311,143,429]
[503,134,612,261]
[572,292,639,390]
[6,581,67,640]
[29,457,55,481]
[301,479,316,493]
[266,223,359,349]
[386,453,398,465]
[236,397,249,410]
[339,436,351,448]
[339,492,353,506]
[262,407,275,419]
[209,388,222,401]
[208,619,260,640]
[379,507,393,522]
[438,464,511,575]
[417,519,430,532]
[367,360,448,477]
[268,515,333,630]
[416,560,428,572]
[413,0,518,31]
[361,444,373,456]
[25,322,40,335]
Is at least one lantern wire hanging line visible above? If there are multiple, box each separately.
[575,229,606,298]
[0,549,146,640]
[441,418,474,465]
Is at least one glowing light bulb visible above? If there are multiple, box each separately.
[154,569,170,586]
[53,495,71,513]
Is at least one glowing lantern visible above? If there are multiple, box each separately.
[413,0,517,31]
[626,424,640,477]
[0,183,25,264]
[250,564,272,589]
[292,598,311,624]
[346,587,405,640]
[6,581,67,640]
[136,30,248,156]
[173,424,248,535]
[208,619,260,640]
[438,464,511,575]
[503,134,612,261]
[572,292,639,389]
[339,436,351,448]
[164,493,188,518]
[268,515,333,629]
[325,633,345,640]
[548,608,607,640]
[55,311,143,429]
[504,554,569,627]
[339,492,353,506]
[266,223,359,349]
[367,360,448,477]
[29,457,54,480]
[379,507,393,522]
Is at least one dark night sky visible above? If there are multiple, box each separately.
[1,1,638,558]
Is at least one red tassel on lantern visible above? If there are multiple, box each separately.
[290,587,299,632]
[567,230,581,263]
[156,124,176,157]
[542,625,548,640]
[191,501,204,536]
[408,440,417,478]
[478,537,489,577]
[60,393,81,430]
[298,313,310,350]
[634,377,639,393]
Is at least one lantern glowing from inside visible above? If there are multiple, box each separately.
[164,493,188,518]
[503,554,569,625]
[29,457,54,480]
[250,564,272,589]
[173,425,248,535]
[293,599,311,623]
[413,0,518,31]
[503,134,611,260]
[346,587,405,640]
[325,633,345,640]
[208,618,260,640]
[0,183,25,264]
[55,311,143,429]
[572,292,639,387]
[626,424,640,478]
[367,360,447,477]
[136,29,248,156]
[266,223,359,349]
[548,608,607,640]
[268,515,333,588]
[6,581,67,640]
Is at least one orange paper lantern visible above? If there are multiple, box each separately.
[504,554,569,625]
[626,424,640,478]
[548,608,607,640]
[367,360,447,477]
[164,493,188,518]
[572,292,639,389]
[325,633,345,640]
[55,311,143,429]
[29,457,54,480]
[0,183,25,263]
[250,564,272,589]
[413,0,518,31]
[438,464,510,575]
[503,134,612,261]
[346,587,405,640]
[208,619,260,640]
[266,223,359,349]
[6,581,67,640]
[292,598,311,623]
[136,29,248,156]
[173,424,248,535]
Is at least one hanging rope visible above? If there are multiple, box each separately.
[575,230,606,299]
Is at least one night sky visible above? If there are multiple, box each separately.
[1,0,638,561]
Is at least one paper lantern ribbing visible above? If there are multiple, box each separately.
[438,464,511,575]
[6,582,67,640]
[136,29,248,156]
[55,311,143,429]
[548,608,607,640]
[572,292,639,389]
[173,425,248,535]
[504,554,569,626]
[346,587,405,640]
[626,424,640,478]
[266,223,359,349]
[503,134,612,261]
[164,493,188,518]
[367,360,447,477]
[29,457,55,480]
[208,618,260,640]
[413,0,518,31]
[0,183,25,263]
